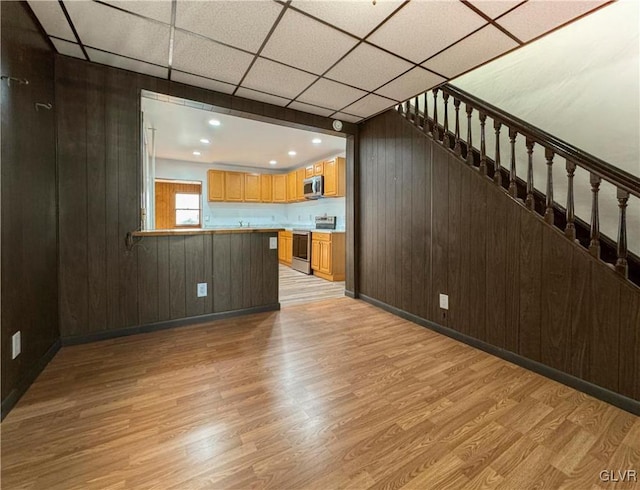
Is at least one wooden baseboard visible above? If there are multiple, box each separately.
[313,270,345,282]
[61,303,281,346]
[358,294,640,416]
[1,338,61,421]
[344,289,357,298]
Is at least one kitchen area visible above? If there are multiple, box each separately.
[141,91,347,307]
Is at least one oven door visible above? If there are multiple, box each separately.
[292,232,309,260]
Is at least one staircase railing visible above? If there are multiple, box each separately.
[397,83,640,283]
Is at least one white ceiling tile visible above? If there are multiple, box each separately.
[297,78,367,111]
[235,87,290,107]
[368,0,487,63]
[288,101,335,117]
[260,8,359,75]
[334,112,362,124]
[172,31,254,85]
[496,0,608,42]
[27,1,75,41]
[324,43,413,92]
[467,0,524,19]
[241,58,318,99]
[65,1,170,66]
[422,25,518,78]
[86,48,168,78]
[341,93,396,118]
[375,67,445,102]
[51,38,85,59]
[176,1,283,53]
[292,0,403,38]
[100,0,173,23]
[171,71,236,94]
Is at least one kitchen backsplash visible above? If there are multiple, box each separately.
[203,198,346,229]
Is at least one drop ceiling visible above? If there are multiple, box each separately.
[142,93,346,169]
[29,0,612,123]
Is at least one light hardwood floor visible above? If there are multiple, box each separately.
[279,264,345,307]
[1,297,639,489]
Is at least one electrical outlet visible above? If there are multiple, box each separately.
[12,331,21,359]
[269,237,277,249]
[439,293,449,310]
[197,283,207,298]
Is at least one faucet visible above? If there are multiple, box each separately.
[239,220,243,227]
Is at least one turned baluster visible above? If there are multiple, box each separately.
[508,128,517,197]
[494,120,502,186]
[589,173,601,258]
[443,92,450,146]
[544,149,554,225]
[525,138,535,210]
[479,112,487,176]
[466,104,473,165]
[432,88,439,140]
[422,91,430,135]
[414,96,419,126]
[453,98,462,155]
[565,161,576,240]
[615,188,629,278]
[404,100,410,117]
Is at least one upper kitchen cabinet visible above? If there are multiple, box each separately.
[244,173,261,202]
[260,174,273,203]
[287,171,297,203]
[313,161,324,176]
[272,174,287,203]
[207,170,225,201]
[296,168,305,201]
[225,171,244,202]
[305,165,314,179]
[323,157,345,197]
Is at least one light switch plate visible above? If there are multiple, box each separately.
[197,283,207,298]
[439,293,449,310]
[269,237,277,249]
[12,331,21,359]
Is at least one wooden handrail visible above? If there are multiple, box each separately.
[440,84,640,198]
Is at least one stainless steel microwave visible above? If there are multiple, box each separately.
[303,175,323,199]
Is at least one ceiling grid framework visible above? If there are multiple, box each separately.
[28,0,613,123]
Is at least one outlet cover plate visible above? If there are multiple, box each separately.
[197,283,207,298]
[12,331,21,359]
[439,293,449,310]
[269,237,277,249]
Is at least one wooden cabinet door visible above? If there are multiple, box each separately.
[244,173,260,202]
[207,170,225,201]
[313,161,324,176]
[272,174,287,203]
[323,159,337,196]
[260,174,272,202]
[311,239,320,270]
[225,172,244,202]
[287,172,296,202]
[278,232,285,261]
[296,168,305,201]
[285,236,293,263]
[320,241,331,273]
[305,166,314,179]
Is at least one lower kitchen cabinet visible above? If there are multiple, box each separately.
[311,232,345,281]
[278,231,292,265]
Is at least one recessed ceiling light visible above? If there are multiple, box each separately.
[208,119,221,126]
[288,151,297,156]
[193,151,201,156]
[312,138,322,144]
[269,160,277,165]
[200,138,210,144]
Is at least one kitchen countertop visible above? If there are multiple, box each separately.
[281,228,346,234]
[132,228,284,237]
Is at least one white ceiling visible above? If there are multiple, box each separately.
[142,93,346,169]
[29,0,612,122]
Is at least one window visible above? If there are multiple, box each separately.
[175,193,200,227]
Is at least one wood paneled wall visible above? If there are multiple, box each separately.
[358,110,640,402]
[55,56,287,339]
[1,2,59,409]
